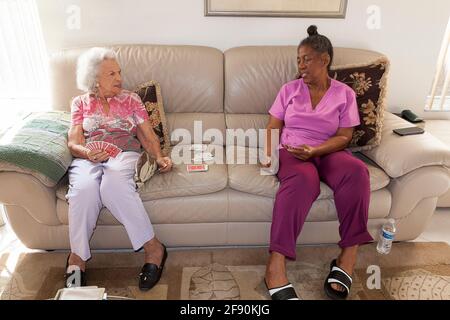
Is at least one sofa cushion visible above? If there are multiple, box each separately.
[138,162,227,201]
[56,145,228,202]
[56,189,230,225]
[329,58,390,152]
[0,112,72,187]
[227,188,391,222]
[227,147,390,198]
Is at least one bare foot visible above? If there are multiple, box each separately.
[67,253,86,272]
[143,238,165,267]
[265,252,289,289]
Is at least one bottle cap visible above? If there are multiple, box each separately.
[388,218,395,224]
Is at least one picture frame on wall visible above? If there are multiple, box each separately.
[204,0,348,18]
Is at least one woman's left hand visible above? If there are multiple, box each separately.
[284,144,317,161]
[156,156,173,173]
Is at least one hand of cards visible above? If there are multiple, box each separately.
[85,141,122,158]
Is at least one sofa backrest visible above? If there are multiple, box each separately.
[49,45,224,113]
[223,46,388,147]
[49,44,225,145]
[49,45,386,146]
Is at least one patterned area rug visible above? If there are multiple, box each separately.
[1,242,449,300]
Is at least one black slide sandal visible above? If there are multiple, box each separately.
[264,279,300,300]
[323,259,352,300]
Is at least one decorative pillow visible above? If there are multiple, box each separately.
[134,80,170,156]
[134,151,158,189]
[329,58,390,152]
[0,112,73,187]
[133,81,170,187]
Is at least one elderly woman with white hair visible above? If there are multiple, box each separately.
[66,47,172,290]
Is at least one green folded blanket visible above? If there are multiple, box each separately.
[0,111,73,187]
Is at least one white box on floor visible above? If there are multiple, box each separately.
[54,286,106,300]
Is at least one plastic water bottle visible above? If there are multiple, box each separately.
[377,219,396,254]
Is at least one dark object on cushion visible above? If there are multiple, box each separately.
[401,109,424,123]
[393,127,425,136]
[134,81,170,156]
[134,81,170,187]
[329,58,390,151]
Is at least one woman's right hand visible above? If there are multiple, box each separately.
[86,149,110,163]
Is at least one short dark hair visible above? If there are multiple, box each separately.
[298,25,334,72]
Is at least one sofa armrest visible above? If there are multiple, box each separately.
[0,111,72,187]
[387,166,450,219]
[0,172,61,226]
[361,112,450,178]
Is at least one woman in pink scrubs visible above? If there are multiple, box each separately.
[262,26,373,300]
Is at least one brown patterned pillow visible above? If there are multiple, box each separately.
[329,58,390,152]
[133,81,170,188]
[134,80,170,156]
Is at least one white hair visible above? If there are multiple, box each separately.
[76,47,117,92]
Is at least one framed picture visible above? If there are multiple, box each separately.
[205,0,348,18]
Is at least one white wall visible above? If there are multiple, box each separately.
[36,0,450,119]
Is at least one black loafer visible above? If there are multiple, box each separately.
[64,255,87,288]
[139,244,168,291]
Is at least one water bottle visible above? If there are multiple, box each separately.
[376,218,396,254]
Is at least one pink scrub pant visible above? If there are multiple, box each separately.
[66,151,154,261]
[270,149,373,260]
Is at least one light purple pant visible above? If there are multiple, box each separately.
[66,151,154,261]
[270,149,373,260]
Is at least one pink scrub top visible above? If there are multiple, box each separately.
[70,90,149,153]
[269,78,360,148]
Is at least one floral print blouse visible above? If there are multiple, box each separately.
[70,90,149,153]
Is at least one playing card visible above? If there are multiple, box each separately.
[187,164,208,172]
[85,142,97,150]
[99,141,107,150]
[94,141,102,150]
[86,141,122,158]
[108,146,122,158]
[192,152,214,162]
[104,143,122,158]
[103,143,113,153]
[189,144,207,151]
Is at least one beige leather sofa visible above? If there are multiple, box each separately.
[438,178,450,207]
[1,45,449,251]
